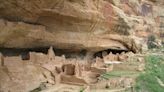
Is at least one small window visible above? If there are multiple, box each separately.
[21,53,30,60]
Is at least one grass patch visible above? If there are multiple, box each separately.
[79,87,85,92]
[101,71,139,79]
[135,55,164,92]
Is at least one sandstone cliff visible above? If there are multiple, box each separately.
[0,0,163,53]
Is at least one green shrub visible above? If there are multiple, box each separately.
[135,55,164,92]
[147,35,158,49]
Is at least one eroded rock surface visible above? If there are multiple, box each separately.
[1,0,160,52]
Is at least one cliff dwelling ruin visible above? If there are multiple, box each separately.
[0,0,164,92]
[0,46,138,92]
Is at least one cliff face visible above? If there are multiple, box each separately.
[0,0,163,52]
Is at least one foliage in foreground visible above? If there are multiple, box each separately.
[135,55,164,92]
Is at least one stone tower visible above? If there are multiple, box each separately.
[48,46,55,60]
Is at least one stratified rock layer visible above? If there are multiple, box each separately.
[0,0,138,52]
[0,0,163,52]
